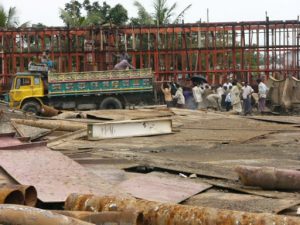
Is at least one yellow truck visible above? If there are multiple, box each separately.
[9,64,155,113]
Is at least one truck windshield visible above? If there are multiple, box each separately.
[15,78,31,89]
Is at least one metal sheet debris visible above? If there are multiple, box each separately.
[88,118,173,140]
[117,173,212,203]
[184,191,300,213]
[0,146,117,202]
[0,133,22,148]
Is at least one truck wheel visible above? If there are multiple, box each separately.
[21,101,41,114]
[100,97,123,109]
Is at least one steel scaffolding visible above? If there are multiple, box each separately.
[1,19,299,89]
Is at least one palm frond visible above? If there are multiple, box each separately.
[173,4,192,24]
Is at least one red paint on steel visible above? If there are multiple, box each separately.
[0,20,300,89]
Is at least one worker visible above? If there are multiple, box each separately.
[206,86,222,110]
[225,90,232,111]
[202,84,213,109]
[230,80,242,114]
[257,78,269,113]
[161,83,173,108]
[242,81,254,115]
[192,82,204,109]
[173,84,185,108]
[114,59,135,70]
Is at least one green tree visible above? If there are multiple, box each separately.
[0,5,29,28]
[130,1,153,25]
[109,4,128,26]
[59,0,85,27]
[60,0,128,27]
[131,0,191,25]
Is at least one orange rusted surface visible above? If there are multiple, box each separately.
[236,166,300,190]
[53,210,144,225]
[0,186,24,204]
[0,204,94,225]
[65,194,300,225]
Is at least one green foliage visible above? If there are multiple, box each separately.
[109,4,128,26]
[0,5,18,28]
[153,0,177,25]
[60,0,128,27]
[131,0,191,26]
[131,1,154,25]
[0,4,30,28]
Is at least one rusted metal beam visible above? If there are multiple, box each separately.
[65,194,300,225]
[1,21,300,85]
[52,210,143,225]
[87,118,172,140]
[0,204,94,225]
[236,165,300,190]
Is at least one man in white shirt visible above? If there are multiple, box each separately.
[192,83,204,109]
[256,78,269,113]
[242,82,254,115]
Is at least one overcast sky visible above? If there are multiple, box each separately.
[1,0,299,26]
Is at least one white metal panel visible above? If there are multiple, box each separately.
[88,118,172,140]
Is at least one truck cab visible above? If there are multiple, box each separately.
[9,71,46,113]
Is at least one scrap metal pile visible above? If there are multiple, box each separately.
[1,104,300,224]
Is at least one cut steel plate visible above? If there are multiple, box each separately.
[117,174,211,203]
[0,147,115,202]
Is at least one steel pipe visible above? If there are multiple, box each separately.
[235,165,300,190]
[0,204,95,225]
[65,193,300,225]
[53,210,144,225]
[19,185,38,207]
[0,186,24,204]
[1,185,37,206]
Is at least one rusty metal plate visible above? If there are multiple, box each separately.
[117,173,211,203]
[0,133,22,148]
[0,147,116,202]
[184,191,300,214]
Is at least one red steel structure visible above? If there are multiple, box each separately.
[0,18,300,90]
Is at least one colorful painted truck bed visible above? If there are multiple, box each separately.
[48,69,153,96]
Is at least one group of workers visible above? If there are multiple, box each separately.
[33,50,269,114]
[161,77,269,115]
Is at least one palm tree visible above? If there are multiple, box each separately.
[0,5,30,28]
[132,0,191,25]
[132,1,154,25]
[0,5,18,27]
[153,0,177,25]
